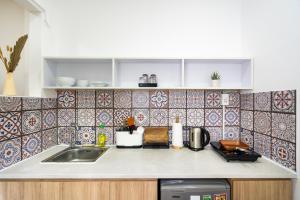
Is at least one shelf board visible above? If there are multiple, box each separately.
[43,86,252,90]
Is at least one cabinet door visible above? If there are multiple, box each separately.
[109,180,157,200]
[60,181,110,200]
[0,180,110,200]
[231,179,292,200]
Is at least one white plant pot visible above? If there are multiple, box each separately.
[211,80,220,88]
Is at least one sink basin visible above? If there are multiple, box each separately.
[42,146,108,162]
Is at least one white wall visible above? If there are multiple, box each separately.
[37,0,243,57]
[242,0,300,199]
[0,0,28,96]
[1,0,299,197]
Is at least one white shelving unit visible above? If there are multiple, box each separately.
[114,59,182,88]
[184,59,252,89]
[42,57,253,90]
[43,57,113,87]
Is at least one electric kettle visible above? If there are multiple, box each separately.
[188,127,210,151]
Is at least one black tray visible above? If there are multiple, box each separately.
[210,142,261,162]
[116,145,142,149]
[138,83,157,87]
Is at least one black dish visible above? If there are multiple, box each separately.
[210,142,261,162]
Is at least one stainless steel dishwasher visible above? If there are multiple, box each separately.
[160,179,230,200]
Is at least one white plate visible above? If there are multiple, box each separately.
[89,82,109,87]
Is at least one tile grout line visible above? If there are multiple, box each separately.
[20,98,23,161]
[270,91,273,160]
[94,90,97,145]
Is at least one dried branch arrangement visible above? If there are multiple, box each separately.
[0,34,28,73]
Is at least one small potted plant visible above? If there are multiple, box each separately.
[211,71,221,88]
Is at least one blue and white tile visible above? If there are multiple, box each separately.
[96,109,113,126]
[241,110,253,131]
[169,90,186,108]
[187,90,204,108]
[187,109,204,126]
[225,91,240,108]
[132,90,149,108]
[205,90,222,108]
[57,90,76,108]
[271,138,296,171]
[150,90,168,108]
[0,112,21,142]
[272,113,296,143]
[96,90,113,108]
[42,110,57,129]
[77,90,95,108]
[0,137,21,170]
[22,132,42,159]
[150,109,168,126]
[22,97,41,110]
[169,109,186,126]
[58,109,75,126]
[77,109,95,126]
[205,109,222,127]
[224,126,239,140]
[22,111,42,134]
[42,128,57,150]
[133,109,150,126]
[58,127,75,144]
[0,97,21,112]
[225,108,240,126]
[241,93,254,110]
[114,109,131,126]
[254,92,271,111]
[114,90,131,108]
[168,128,173,144]
[272,90,296,113]
[241,129,253,148]
[42,98,57,109]
[78,127,95,145]
[254,111,271,135]
[206,127,222,142]
[254,132,271,158]
[183,127,189,144]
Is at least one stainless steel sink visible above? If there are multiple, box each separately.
[42,146,108,162]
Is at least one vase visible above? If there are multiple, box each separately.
[211,80,220,88]
[3,72,16,96]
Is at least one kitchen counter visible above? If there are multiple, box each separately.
[0,145,296,179]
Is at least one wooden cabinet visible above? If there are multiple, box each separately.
[110,180,157,200]
[0,180,157,200]
[230,179,292,200]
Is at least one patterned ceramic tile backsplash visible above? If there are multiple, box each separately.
[56,90,240,147]
[0,89,297,173]
[241,90,296,171]
[0,97,58,170]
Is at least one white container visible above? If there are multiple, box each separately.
[56,76,76,87]
[76,80,89,87]
[211,80,220,88]
[116,128,144,148]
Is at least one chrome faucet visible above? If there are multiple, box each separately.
[70,123,78,148]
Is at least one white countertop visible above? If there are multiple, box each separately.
[0,145,297,179]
